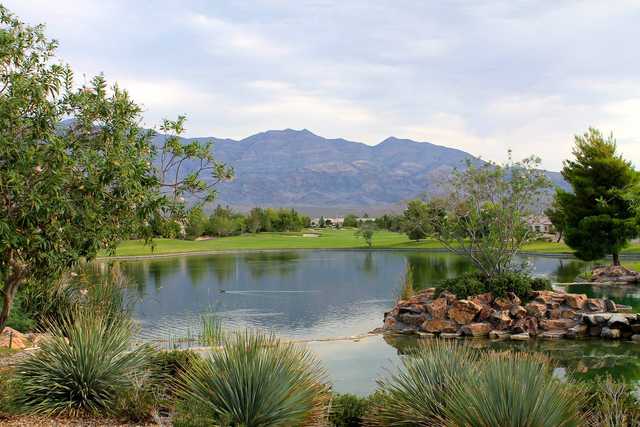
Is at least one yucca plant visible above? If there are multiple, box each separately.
[367,339,479,426]
[12,309,152,416]
[176,330,330,426]
[445,351,586,427]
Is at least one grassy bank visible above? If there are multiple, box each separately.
[101,228,640,258]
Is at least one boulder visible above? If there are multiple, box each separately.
[608,314,630,329]
[461,322,492,337]
[491,310,512,330]
[565,293,588,310]
[398,304,425,315]
[470,292,494,306]
[421,319,459,334]
[489,330,511,340]
[542,331,566,339]
[604,299,617,312]
[440,291,457,304]
[440,332,462,339]
[427,298,447,320]
[566,324,588,339]
[590,265,640,284]
[589,326,603,337]
[586,298,605,312]
[540,319,577,331]
[493,297,512,310]
[398,313,427,327]
[532,290,565,304]
[560,309,578,319]
[448,299,481,324]
[601,327,621,339]
[509,305,527,319]
[525,301,547,319]
[0,327,30,350]
[510,332,530,341]
[631,334,640,342]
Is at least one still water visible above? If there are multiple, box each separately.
[117,250,640,395]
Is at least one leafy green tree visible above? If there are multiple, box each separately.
[185,207,207,239]
[403,199,429,241]
[343,214,358,228]
[0,7,229,329]
[246,207,264,233]
[556,128,638,265]
[355,222,376,248]
[424,154,551,276]
[319,216,326,228]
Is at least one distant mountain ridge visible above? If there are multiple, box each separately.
[153,128,565,215]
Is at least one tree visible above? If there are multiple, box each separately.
[0,7,229,329]
[556,128,638,266]
[319,216,326,228]
[423,154,551,276]
[185,207,207,239]
[343,214,358,228]
[355,222,376,248]
[246,207,264,233]
[403,199,429,241]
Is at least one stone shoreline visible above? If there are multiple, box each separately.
[382,288,640,342]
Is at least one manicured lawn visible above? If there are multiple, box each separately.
[101,229,640,258]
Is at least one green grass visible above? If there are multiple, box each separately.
[103,229,640,258]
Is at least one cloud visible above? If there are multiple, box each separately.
[5,0,640,170]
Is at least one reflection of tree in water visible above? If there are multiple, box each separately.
[203,255,237,285]
[118,261,148,298]
[359,252,377,276]
[383,335,640,385]
[405,253,473,290]
[552,260,591,283]
[147,258,181,291]
[243,251,302,280]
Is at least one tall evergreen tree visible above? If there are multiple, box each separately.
[556,128,638,266]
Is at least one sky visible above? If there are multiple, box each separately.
[6,1,640,171]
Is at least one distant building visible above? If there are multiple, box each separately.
[526,215,556,240]
[310,216,375,228]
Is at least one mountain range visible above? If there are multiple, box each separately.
[154,129,565,215]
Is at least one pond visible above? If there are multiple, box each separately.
[115,250,640,395]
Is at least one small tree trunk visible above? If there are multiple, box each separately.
[613,252,621,266]
[0,280,19,331]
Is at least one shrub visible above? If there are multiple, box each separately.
[586,377,640,426]
[368,340,585,426]
[367,339,478,425]
[176,330,330,426]
[436,271,551,300]
[330,393,370,427]
[446,352,586,427]
[12,310,152,416]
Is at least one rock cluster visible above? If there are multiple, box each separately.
[590,265,640,284]
[382,288,640,341]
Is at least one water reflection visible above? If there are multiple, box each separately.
[112,250,640,393]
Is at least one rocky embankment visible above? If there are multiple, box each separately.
[382,288,640,341]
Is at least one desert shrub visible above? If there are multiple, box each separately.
[152,349,201,379]
[437,272,485,299]
[446,352,586,427]
[436,271,551,300]
[586,377,640,427]
[368,340,584,426]
[12,310,152,416]
[330,393,370,426]
[367,339,478,425]
[176,330,330,426]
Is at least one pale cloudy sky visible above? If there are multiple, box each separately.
[6,0,640,170]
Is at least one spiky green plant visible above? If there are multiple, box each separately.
[12,309,152,416]
[200,312,225,347]
[445,352,586,427]
[176,330,330,426]
[367,339,479,426]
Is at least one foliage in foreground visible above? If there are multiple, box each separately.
[436,271,551,300]
[175,330,330,427]
[585,377,640,427]
[329,393,375,427]
[11,310,152,416]
[367,339,586,427]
